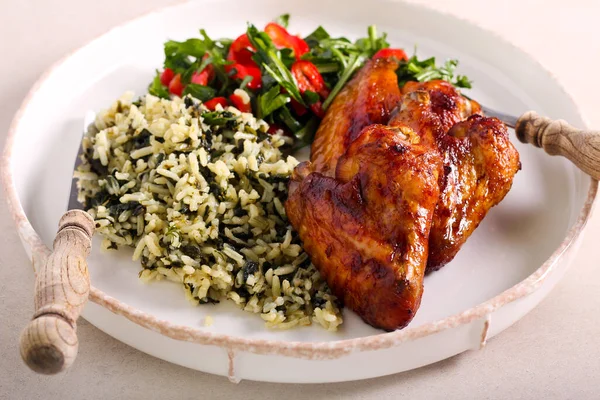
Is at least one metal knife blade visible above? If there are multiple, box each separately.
[479,104,519,129]
[67,110,96,210]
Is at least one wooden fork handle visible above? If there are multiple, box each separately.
[19,210,94,374]
[515,111,600,180]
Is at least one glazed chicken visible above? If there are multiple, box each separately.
[393,81,520,271]
[287,125,442,330]
[310,57,402,176]
[286,60,520,330]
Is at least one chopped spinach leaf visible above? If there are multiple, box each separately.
[132,129,152,149]
[201,111,238,126]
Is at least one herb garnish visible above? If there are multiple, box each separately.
[396,56,472,89]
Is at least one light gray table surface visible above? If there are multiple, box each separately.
[1,1,599,398]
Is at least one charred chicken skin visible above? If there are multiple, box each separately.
[286,125,442,330]
[392,81,520,272]
[286,63,520,330]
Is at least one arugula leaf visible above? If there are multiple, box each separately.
[303,24,389,110]
[148,70,170,99]
[165,30,216,61]
[246,24,306,106]
[322,53,365,110]
[163,29,232,93]
[304,26,330,47]
[312,61,340,74]
[454,74,472,89]
[274,13,290,28]
[303,90,319,105]
[275,106,303,132]
[165,39,210,62]
[397,56,472,88]
[257,85,289,119]
[183,84,216,101]
[367,25,389,53]
[278,47,297,69]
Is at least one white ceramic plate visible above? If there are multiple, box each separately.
[3,0,597,383]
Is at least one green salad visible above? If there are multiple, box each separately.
[149,14,472,146]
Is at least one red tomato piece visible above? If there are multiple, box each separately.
[291,60,330,117]
[226,63,262,90]
[292,36,310,57]
[160,68,175,86]
[204,97,229,111]
[191,67,213,86]
[168,73,185,96]
[228,33,256,66]
[226,34,262,89]
[264,23,309,60]
[264,23,292,47]
[290,98,307,117]
[191,54,216,86]
[229,93,252,113]
[308,101,326,118]
[291,60,330,99]
[372,48,408,61]
[191,70,209,86]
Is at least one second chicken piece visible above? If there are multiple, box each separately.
[393,81,520,272]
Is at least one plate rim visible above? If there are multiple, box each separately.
[2,0,598,361]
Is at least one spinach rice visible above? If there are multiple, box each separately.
[74,92,342,330]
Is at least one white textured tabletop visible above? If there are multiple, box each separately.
[1,0,599,398]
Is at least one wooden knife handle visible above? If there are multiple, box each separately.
[515,111,600,180]
[19,210,95,374]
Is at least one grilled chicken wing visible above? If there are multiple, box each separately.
[425,114,520,270]
[400,80,481,136]
[391,81,519,272]
[310,58,401,176]
[286,125,442,330]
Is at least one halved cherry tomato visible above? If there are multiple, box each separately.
[226,63,262,90]
[291,60,330,98]
[226,34,262,90]
[160,68,175,86]
[168,73,184,96]
[191,56,215,86]
[372,48,408,61]
[191,69,211,86]
[264,23,309,60]
[292,35,310,57]
[204,97,229,111]
[291,60,330,117]
[228,34,256,66]
[229,93,252,113]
